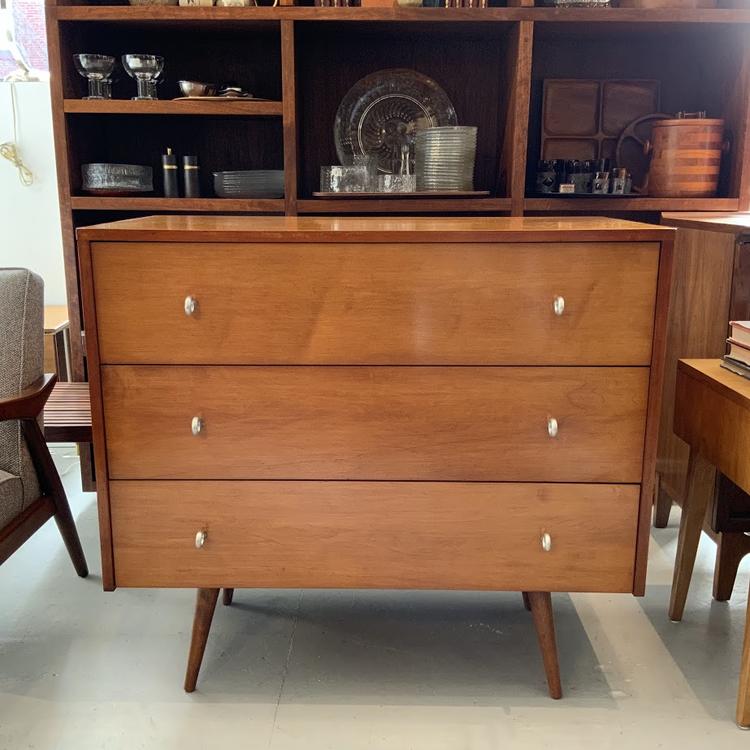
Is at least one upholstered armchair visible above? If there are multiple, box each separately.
[0,269,87,575]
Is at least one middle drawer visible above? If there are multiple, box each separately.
[103,365,648,482]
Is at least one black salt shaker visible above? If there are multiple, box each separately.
[182,155,200,198]
[162,147,179,198]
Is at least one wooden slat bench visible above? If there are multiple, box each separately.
[44,381,92,444]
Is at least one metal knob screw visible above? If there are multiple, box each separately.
[547,417,559,438]
[184,295,198,316]
[553,296,565,316]
[541,532,552,553]
[195,530,207,549]
[191,416,203,436]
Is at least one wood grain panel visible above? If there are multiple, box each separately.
[633,233,673,595]
[110,481,639,592]
[92,241,659,365]
[102,365,649,482]
[656,227,736,502]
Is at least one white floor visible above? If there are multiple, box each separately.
[2,458,750,749]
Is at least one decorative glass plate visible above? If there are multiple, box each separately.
[334,68,457,175]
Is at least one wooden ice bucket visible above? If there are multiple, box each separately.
[645,115,727,197]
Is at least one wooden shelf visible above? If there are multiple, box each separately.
[63,99,283,116]
[54,5,284,23]
[524,197,741,212]
[298,197,512,214]
[53,6,750,24]
[526,7,750,25]
[70,197,285,212]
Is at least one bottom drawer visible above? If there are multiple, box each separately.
[110,481,639,592]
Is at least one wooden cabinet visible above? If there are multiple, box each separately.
[77,215,673,696]
[656,213,750,526]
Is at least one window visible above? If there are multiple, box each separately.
[0,0,48,80]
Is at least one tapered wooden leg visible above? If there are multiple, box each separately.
[521,591,531,611]
[222,588,234,606]
[527,591,562,699]
[669,448,715,622]
[22,420,88,577]
[653,473,673,529]
[737,586,750,728]
[713,533,750,602]
[184,588,219,693]
[52,497,89,578]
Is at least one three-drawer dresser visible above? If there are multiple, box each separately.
[77,216,674,696]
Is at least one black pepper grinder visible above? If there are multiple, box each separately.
[182,155,200,198]
[162,147,179,198]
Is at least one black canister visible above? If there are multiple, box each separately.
[582,160,597,193]
[566,160,589,194]
[611,167,628,195]
[535,159,557,194]
[182,155,200,198]
[162,147,179,198]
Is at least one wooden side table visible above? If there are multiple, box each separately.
[671,358,750,727]
[44,305,71,382]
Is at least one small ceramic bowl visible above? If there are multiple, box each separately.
[178,80,217,98]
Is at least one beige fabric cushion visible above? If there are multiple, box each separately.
[0,469,23,529]
[0,269,43,523]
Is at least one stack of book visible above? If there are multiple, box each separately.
[722,321,750,379]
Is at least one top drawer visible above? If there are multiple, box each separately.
[91,241,659,365]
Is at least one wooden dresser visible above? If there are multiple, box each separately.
[77,216,674,696]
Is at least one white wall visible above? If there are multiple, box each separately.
[0,81,67,304]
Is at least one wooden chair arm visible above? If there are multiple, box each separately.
[0,374,57,421]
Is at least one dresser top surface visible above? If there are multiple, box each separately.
[77,215,673,244]
[662,212,750,235]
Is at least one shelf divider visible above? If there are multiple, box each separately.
[281,19,299,215]
[504,20,534,217]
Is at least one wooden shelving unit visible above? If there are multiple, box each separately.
[46,2,750,408]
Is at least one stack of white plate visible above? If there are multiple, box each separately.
[415,126,477,192]
[213,170,284,199]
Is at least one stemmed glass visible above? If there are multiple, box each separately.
[73,54,116,100]
[122,54,165,101]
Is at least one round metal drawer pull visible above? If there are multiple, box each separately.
[195,530,207,549]
[547,417,559,438]
[541,532,552,552]
[184,295,198,316]
[553,295,565,316]
[191,416,203,436]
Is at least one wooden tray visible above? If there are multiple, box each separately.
[312,190,491,198]
[541,79,660,187]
